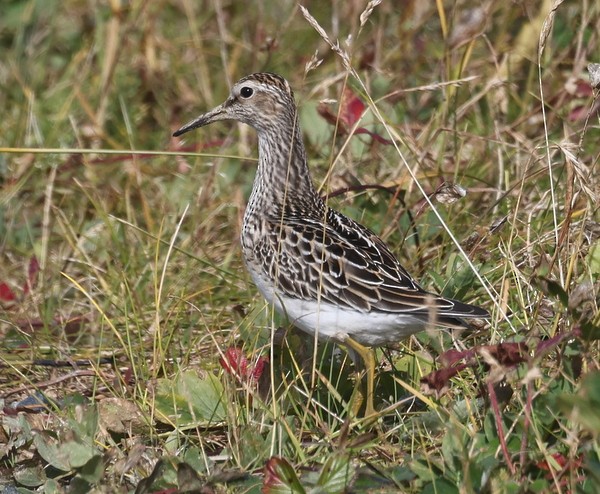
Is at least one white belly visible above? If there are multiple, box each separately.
[247,264,428,347]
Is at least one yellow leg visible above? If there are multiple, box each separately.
[343,337,377,417]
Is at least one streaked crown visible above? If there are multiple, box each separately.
[238,72,294,99]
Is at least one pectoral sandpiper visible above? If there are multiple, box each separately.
[173,72,489,416]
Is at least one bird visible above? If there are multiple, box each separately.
[173,72,489,417]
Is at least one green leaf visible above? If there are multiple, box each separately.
[537,277,569,308]
[135,459,167,494]
[33,431,70,472]
[422,478,459,494]
[528,478,550,493]
[155,371,227,426]
[77,454,104,484]
[441,253,477,300]
[183,446,209,475]
[97,397,148,435]
[557,371,600,434]
[61,440,96,469]
[315,454,354,494]
[408,459,435,482]
[441,430,458,473]
[300,101,332,148]
[388,465,417,483]
[589,242,600,275]
[581,320,600,341]
[67,476,93,494]
[67,402,98,439]
[180,372,226,421]
[177,462,205,492]
[42,478,62,494]
[238,426,269,468]
[12,464,46,487]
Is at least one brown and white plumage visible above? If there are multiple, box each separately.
[174,72,489,414]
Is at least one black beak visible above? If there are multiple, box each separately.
[172,102,229,137]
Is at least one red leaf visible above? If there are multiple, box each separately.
[317,103,340,127]
[536,452,583,480]
[421,364,468,397]
[353,128,393,145]
[573,80,593,98]
[219,347,249,378]
[123,367,135,385]
[263,456,286,489]
[28,256,39,282]
[438,348,476,367]
[483,342,528,367]
[317,88,392,145]
[429,342,529,398]
[439,343,528,369]
[0,282,16,302]
[535,330,575,357]
[219,347,268,383]
[568,105,588,122]
[262,456,304,493]
[23,256,40,294]
[340,87,366,127]
[251,356,269,381]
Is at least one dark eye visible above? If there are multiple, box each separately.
[240,86,254,98]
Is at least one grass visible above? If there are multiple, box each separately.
[1,0,599,492]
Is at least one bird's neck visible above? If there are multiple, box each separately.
[248,119,322,217]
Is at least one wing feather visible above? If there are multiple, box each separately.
[252,207,486,320]
[244,202,488,323]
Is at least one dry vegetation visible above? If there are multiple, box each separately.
[0,0,599,492]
